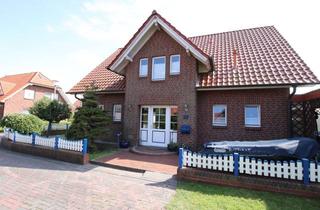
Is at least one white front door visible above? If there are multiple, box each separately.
[140,106,178,147]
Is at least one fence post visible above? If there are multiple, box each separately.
[178,148,184,169]
[82,138,88,156]
[32,132,36,146]
[233,153,239,177]
[302,158,310,185]
[54,136,59,150]
[13,131,17,143]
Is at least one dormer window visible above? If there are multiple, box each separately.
[152,56,166,81]
[139,58,148,77]
[170,55,180,75]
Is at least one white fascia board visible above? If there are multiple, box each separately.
[109,16,210,73]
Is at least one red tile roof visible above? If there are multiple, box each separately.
[0,72,55,102]
[70,17,318,92]
[190,26,319,87]
[67,49,125,94]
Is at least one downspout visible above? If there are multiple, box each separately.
[288,85,297,137]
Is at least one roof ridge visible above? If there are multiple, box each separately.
[188,25,275,39]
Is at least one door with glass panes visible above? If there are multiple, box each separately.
[140,106,178,147]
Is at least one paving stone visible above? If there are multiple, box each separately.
[0,147,176,209]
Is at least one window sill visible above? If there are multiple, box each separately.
[169,73,180,76]
[151,79,165,82]
[245,126,261,131]
[112,121,122,124]
[212,125,227,129]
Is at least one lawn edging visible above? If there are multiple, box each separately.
[177,167,320,198]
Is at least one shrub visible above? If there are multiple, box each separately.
[167,142,179,152]
[0,114,45,134]
[29,98,71,135]
[67,88,111,151]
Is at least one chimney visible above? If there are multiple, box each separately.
[233,48,238,69]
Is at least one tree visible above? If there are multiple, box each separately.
[29,98,71,135]
[66,88,111,151]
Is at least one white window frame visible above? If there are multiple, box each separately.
[44,92,53,100]
[245,105,261,127]
[212,105,227,126]
[113,104,122,122]
[170,54,180,75]
[152,56,166,81]
[139,58,148,77]
[24,89,35,100]
[98,104,105,111]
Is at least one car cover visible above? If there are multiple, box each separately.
[201,137,320,159]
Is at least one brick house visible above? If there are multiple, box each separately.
[0,72,70,118]
[68,11,319,149]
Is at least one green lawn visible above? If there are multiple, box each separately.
[167,181,320,210]
[89,147,119,160]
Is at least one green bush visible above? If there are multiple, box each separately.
[0,114,45,134]
[167,142,179,152]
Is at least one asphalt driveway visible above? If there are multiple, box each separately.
[0,147,176,210]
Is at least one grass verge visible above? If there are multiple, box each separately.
[89,147,119,160]
[167,181,320,210]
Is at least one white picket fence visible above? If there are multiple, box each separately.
[4,129,86,154]
[180,149,320,184]
[58,138,83,152]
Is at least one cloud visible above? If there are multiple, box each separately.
[62,0,144,43]
[46,24,55,33]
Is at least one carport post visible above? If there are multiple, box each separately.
[233,153,239,177]
[302,158,310,185]
[178,148,184,169]
[82,138,88,156]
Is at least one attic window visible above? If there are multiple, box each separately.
[152,56,166,81]
[139,58,148,77]
[24,89,35,100]
[170,55,180,75]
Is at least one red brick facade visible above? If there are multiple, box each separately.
[92,30,290,148]
[0,103,4,118]
[123,30,198,147]
[97,93,125,142]
[3,85,65,116]
[197,88,289,147]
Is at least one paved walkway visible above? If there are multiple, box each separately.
[0,148,176,210]
[96,150,178,175]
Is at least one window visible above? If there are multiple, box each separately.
[113,104,122,122]
[213,105,227,126]
[152,56,166,81]
[170,55,180,75]
[245,105,261,127]
[141,107,148,128]
[170,107,178,130]
[98,104,105,110]
[153,108,166,129]
[24,89,35,100]
[139,58,148,77]
[44,92,53,100]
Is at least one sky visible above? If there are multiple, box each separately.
[0,0,320,102]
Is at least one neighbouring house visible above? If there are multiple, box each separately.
[0,72,70,118]
[68,11,319,149]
